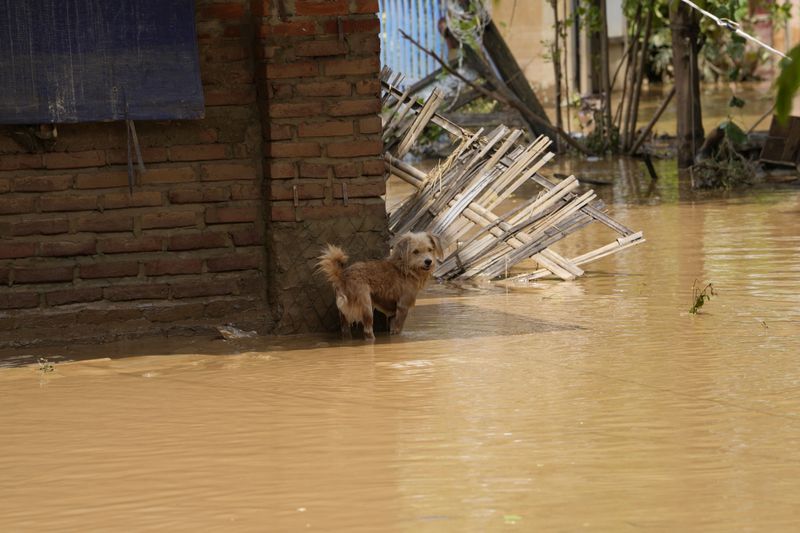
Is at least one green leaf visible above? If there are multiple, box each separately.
[775,45,800,124]
[728,95,745,108]
[721,120,747,145]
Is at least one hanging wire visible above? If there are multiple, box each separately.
[678,0,789,60]
[443,1,493,109]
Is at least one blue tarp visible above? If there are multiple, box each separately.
[0,0,204,124]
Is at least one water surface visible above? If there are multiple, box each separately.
[1,186,799,531]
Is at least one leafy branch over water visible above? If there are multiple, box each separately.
[690,280,717,315]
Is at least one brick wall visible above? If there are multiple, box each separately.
[256,0,388,333]
[0,0,387,345]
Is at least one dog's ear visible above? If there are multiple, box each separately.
[391,234,411,263]
[428,233,443,259]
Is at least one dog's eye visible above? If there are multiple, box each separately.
[413,250,419,255]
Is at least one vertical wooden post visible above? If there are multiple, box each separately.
[599,0,613,147]
[670,0,704,168]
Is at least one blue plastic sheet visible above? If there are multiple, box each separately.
[0,0,204,124]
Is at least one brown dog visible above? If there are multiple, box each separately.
[317,232,443,340]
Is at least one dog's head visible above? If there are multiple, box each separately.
[391,232,444,276]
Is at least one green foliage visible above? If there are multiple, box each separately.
[775,45,800,124]
[691,119,755,189]
[728,95,745,108]
[627,0,793,83]
[37,357,55,373]
[689,280,716,314]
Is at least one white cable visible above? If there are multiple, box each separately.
[679,0,788,60]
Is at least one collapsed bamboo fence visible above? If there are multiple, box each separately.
[380,68,645,282]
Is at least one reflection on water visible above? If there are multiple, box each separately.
[2,189,800,531]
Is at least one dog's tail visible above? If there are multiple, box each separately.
[317,244,349,292]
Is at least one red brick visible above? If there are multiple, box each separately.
[334,162,359,177]
[14,266,74,284]
[104,284,170,302]
[76,308,143,324]
[362,158,385,175]
[295,80,351,97]
[102,191,163,209]
[268,162,296,179]
[266,124,294,141]
[0,178,9,193]
[75,214,134,233]
[268,102,324,118]
[270,182,326,201]
[0,154,43,171]
[139,167,196,185]
[171,279,238,299]
[296,0,348,16]
[204,86,256,106]
[75,171,129,189]
[0,293,39,310]
[0,242,37,259]
[0,267,9,284]
[142,302,206,323]
[299,204,379,220]
[352,0,379,14]
[0,197,36,215]
[322,56,380,76]
[298,121,354,137]
[169,188,230,204]
[80,261,139,279]
[202,44,248,62]
[359,116,383,134]
[268,141,321,158]
[204,298,258,317]
[327,139,382,158]
[45,288,104,306]
[322,17,380,34]
[168,232,230,251]
[199,3,245,19]
[106,147,167,164]
[267,62,318,79]
[230,227,263,246]
[270,205,295,222]
[13,174,73,192]
[44,150,105,169]
[265,21,316,37]
[205,206,258,224]
[141,211,198,230]
[40,195,98,212]
[230,183,261,200]
[333,180,385,198]
[356,80,381,99]
[269,83,294,99]
[295,39,348,57]
[206,253,262,272]
[201,162,257,181]
[327,98,381,117]
[299,162,330,178]
[348,34,381,56]
[169,144,228,162]
[98,236,163,254]
[144,258,203,276]
[5,218,70,236]
[40,238,96,257]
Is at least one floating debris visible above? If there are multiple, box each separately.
[381,68,645,282]
[216,325,257,341]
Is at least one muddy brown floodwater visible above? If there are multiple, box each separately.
[2,169,800,531]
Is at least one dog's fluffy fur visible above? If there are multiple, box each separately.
[317,232,443,340]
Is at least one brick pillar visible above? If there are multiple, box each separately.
[253,0,388,333]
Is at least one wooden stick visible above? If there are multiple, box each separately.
[628,86,676,155]
[398,30,593,156]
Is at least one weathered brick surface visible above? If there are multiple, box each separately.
[0,0,386,342]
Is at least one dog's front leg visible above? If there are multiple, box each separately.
[339,312,352,339]
[390,298,415,335]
